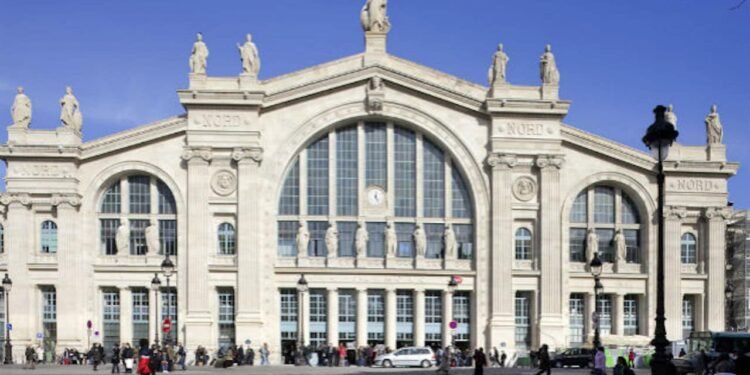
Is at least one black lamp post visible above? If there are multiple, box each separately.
[150,273,161,347]
[447,276,458,347]
[589,252,603,358]
[160,257,175,345]
[725,284,735,331]
[2,273,12,364]
[642,105,679,375]
[295,274,308,366]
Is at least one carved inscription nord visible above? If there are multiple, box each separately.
[668,178,721,192]
[12,164,73,178]
[192,113,247,128]
[498,122,551,137]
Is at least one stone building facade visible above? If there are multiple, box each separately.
[727,210,750,332]
[0,3,739,363]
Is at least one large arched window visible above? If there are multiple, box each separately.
[41,220,58,253]
[218,223,236,255]
[277,122,474,260]
[514,228,532,260]
[98,175,177,256]
[568,185,643,263]
[681,233,697,264]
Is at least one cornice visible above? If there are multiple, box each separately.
[50,193,82,208]
[561,124,654,171]
[80,116,187,159]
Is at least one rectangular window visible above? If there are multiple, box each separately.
[396,291,414,342]
[455,224,474,260]
[594,187,615,224]
[102,290,120,352]
[597,295,612,336]
[277,221,298,257]
[309,290,327,347]
[425,224,444,259]
[453,292,470,342]
[569,294,584,347]
[132,290,149,342]
[338,290,356,342]
[218,289,235,348]
[279,159,300,215]
[337,127,359,216]
[367,222,386,257]
[451,167,472,219]
[682,296,694,339]
[570,192,587,223]
[308,221,328,257]
[157,181,176,215]
[515,229,532,260]
[159,220,177,256]
[367,291,385,342]
[515,293,530,350]
[394,128,416,217]
[624,295,639,336]
[423,141,445,217]
[129,219,149,255]
[365,123,387,188]
[570,228,587,262]
[424,291,442,342]
[42,287,57,361]
[100,219,120,255]
[395,223,415,257]
[101,182,121,213]
[307,137,329,216]
[128,176,151,214]
[337,222,357,257]
[597,229,615,262]
[624,229,639,263]
[160,288,177,327]
[280,288,298,341]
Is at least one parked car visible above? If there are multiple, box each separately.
[552,348,595,368]
[373,346,436,368]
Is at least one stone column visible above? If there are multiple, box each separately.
[119,287,133,346]
[695,294,705,332]
[414,289,425,347]
[3,197,32,358]
[299,289,310,345]
[536,155,565,349]
[327,288,339,345]
[149,287,159,345]
[664,206,685,341]
[233,148,264,345]
[53,197,84,349]
[181,148,213,350]
[385,288,397,350]
[356,288,368,346]
[442,290,454,348]
[705,208,729,331]
[486,154,516,347]
[613,293,625,336]
[584,293,595,343]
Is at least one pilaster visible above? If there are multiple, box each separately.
[52,196,83,349]
[584,293,595,343]
[664,206,686,341]
[613,293,624,336]
[385,288,396,350]
[704,207,729,331]
[442,289,454,348]
[414,289,425,347]
[356,288,368,347]
[327,288,339,345]
[119,287,133,347]
[3,198,32,360]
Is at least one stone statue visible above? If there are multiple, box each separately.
[614,229,626,263]
[115,222,129,254]
[586,228,598,263]
[705,104,723,144]
[665,104,677,128]
[60,86,82,131]
[360,0,391,33]
[325,223,338,257]
[189,32,209,74]
[10,86,31,128]
[145,222,160,254]
[488,44,509,86]
[414,224,426,257]
[355,222,368,257]
[385,222,397,257]
[237,33,260,76]
[539,44,560,85]
[296,222,309,256]
[444,224,457,259]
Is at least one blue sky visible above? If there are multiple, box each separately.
[1,0,748,207]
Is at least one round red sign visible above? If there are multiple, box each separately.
[162,318,172,333]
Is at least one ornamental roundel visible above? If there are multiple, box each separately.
[211,170,237,196]
[512,176,537,202]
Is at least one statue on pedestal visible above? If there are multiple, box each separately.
[539,44,560,85]
[355,222,369,257]
[296,222,309,257]
[115,222,129,254]
[189,32,209,74]
[488,44,509,86]
[325,222,338,257]
[586,228,598,263]
[665,104,678,128]
[60,86,82,131]
[705,104,723,144]
[360,0,391,33]
[385,222,397,257]
[10,86,31,128]
[444,224,457,259]
[414,224,426,257]
[145,222,160,254]
[237,34,260,76]
[614,229,626,264]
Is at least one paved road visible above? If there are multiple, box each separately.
[0,364,651,374]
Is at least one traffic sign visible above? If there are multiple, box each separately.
[36,332,44,340]
[87,320,92,329]
[94,331,100,337]
[449,320,458,330]
[162,318,172,333]
[452,275,463,284]
[6,323,12,331]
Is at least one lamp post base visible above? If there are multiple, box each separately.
[3,342,12,364]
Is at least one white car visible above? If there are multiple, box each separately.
[374,346,436,368]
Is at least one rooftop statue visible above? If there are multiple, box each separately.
[237,33,260,76]
[189,32,209,75]
[10,86,32,128]
[488,44,509,86]
[539,44,560,85]
[705,104,723,144]
[360,0,391,33]
[60,86,82,132]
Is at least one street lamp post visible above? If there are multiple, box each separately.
[2,273,12,365]
[161,256,175,346]
[589,252,603,365]
[150,273,161,347]
[447,276,458,348]
[725,284,735,331]
[642,105,679,375]
[295,274,308,366]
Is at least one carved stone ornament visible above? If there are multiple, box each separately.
[703,206,731,221]
[365,76,385,114]
[0,193,31,207]
[512,176,537,202]
[232,147,263,163]
[664,206,688,220]
[51,193,82,208]
[535,155,564,170]
[181,147,212,162]
[486,153,517,169]
[211,170,237,196]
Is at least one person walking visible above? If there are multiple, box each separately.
[92,343,104,371]
[136,340,152,375]
[627,347,635,368]
[111,343,121,373]
[176,343,186,371]
[490,347,500,367]
[260,342,270,366]
[500,350,507,368]
[473,347,488,375]
[122,343,134,374]
[534,344,551,375]
[436,346,452,374]
[594,346,606,375]
[24,345,37,370]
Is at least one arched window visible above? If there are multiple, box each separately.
[218,223,236,255]
[568,186,643,264]
[98,175,177,256]
[41,220,58,253]
[681,233,697,264]
[515,228,532,260]
[277,122,474,260]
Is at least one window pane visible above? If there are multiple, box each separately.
[515,293,530,349]
[425,224,444,259]
[596,229,615,262]
[337,222,357,257]
[394,128,416,216]
[569,294,584,346]
[218,223,236,255]
[102,290,120,352]
[101,181,121,214]
[594,186,615,224]
[100,219,120,255]
[395,223,415,257]
[624,295,639,336]
[624,229,639,263]
[423,140,445,218]
[337,127,359,216]
[570,191,587,223]
[597,295,612,336]
[425,291,442,342]
[515,228,532,260]
[129,219,149,255]
[455,224,473,260]
[159,220,177,256]
[218,289,235,348]
[681,233,697,264]
[132,290,149,343]
[452,167,472,218]
[621,193,640,224]
[157,180,176,215]
[569,228,586,262]
[308,221,328,257]
[453,292,470,342]
[41,221,58,254]
[279,159,300,215]
[128,176,151,214]
[365,123,387,188]
[307,136,329,216]
[277,221,298,257]
[367,222,386,257]
[682,296,694,339]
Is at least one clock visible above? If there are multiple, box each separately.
[367,187,386,206]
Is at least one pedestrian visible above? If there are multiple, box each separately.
[24,345,36,370]
[500,350,507,368]
[92,343,104,371]
[679,348,686,357]
[473,347,487,375]
[111,343,121,373]
[534,344,551,375]
[490,347,499,367]
[436,346,452,374]
[122,343,134,374]
[176,343,186,371]
[260,342,270,366]
[136,340,152,375]
[594,346,606,375]
[613,356,633,375]
[338,343,347,366]
[247,346,255,366]
[627,347,635,368]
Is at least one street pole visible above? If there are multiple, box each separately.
[166,276,170,345]
[593,277,601,351]
[3,288,11,364]
[650,143,671,373]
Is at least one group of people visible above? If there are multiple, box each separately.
[83,340,187,374]
[282,342,353,366]
[689,348,750,375]
[435,346,490,375]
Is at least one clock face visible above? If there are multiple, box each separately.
[368,187,385,206]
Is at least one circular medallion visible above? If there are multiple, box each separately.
[211,170,237,196]
[512,176,537,202]
[366,186,386,206]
